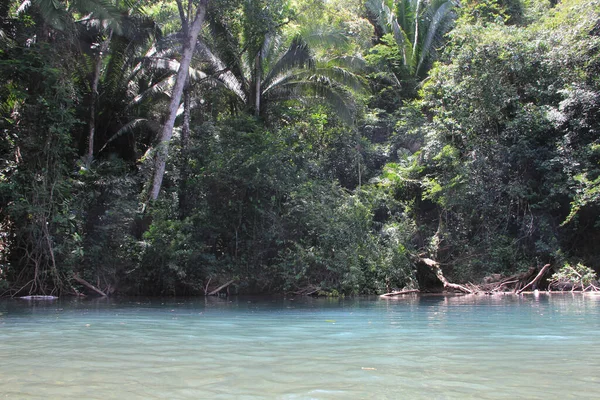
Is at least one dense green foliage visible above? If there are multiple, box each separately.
[1,0,599,296]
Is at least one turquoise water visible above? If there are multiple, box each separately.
[1,294,599,399]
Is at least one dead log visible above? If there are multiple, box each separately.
[517,264,551,294]
[303,287,321,296]
[293,285,321,296]
[480,268,536,293]
[208,279,235,296]
[19,295,58,300]
[490,279,518,292]
[420,258,474,294]
[380,289,420,297]
[73,275,107,297]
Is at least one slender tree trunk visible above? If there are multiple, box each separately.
[149,0,207,201]
[412,0,421,72]
[179,83,191,218]
[254,53,261,116]
[87,31,112,166]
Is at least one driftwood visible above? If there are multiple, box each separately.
[380,289,420,297]
[420,258,474,294]
[480,268,536,293]
[517,264,551,294]
[208,279,235,296]
[19,295,58,300]
[73,275,107,297]
[293,286,321,296]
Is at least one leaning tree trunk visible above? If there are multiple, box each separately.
[149,0,207,201]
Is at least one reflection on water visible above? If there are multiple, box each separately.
[1,294,599,399]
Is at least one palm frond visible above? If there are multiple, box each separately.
[103,35,129,100]
[297,24,349,51]
[31,0,69,30]
[262,36,314,92]
[17,1,32,15]
[300,79,355,124]
[314,66,366,93]
[261,32,285,73]
[147,56,181,72]
[128,45,168,82]
[272,78,355,124]
[131,75,176,105]
[327,55,367,71]
[396,0,417,39]
[197,40,246,101]
[366,0,412,66]
[365,0,391,34]
[415,0,454,77]
[71,0,124,32]
[119,14,160,44]
[98,118,160,153]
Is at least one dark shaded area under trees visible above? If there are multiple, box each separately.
[1,0,599,297]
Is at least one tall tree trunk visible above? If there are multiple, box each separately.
[179,83,191,218]
[411,0,421,74]
[149,0,207,201]
[254,53,261,116]
[86,31,112,166]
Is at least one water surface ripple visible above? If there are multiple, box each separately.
[1,294,599,399]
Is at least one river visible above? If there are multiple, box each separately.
[1,293,599,399]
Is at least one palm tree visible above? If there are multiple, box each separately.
[366,0,455,80]
[16,0,156,165]
[143,1,366,201]
[199,22,366,124]
[17,0,125,32]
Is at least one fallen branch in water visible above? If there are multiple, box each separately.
[293,285,321,296]
[19,295,58,300]
[208,279,235,296]
[517,264,551,294]
[73,275,107,297]
[491,279,518,292]
[380,289,420,297]
[585,283,600,291]
[420,258,474,294]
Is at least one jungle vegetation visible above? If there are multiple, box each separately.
[1,0,599,296]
